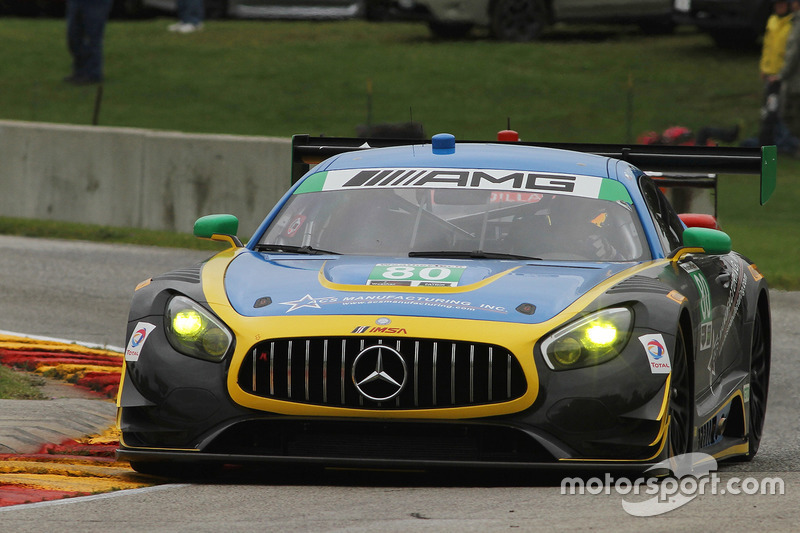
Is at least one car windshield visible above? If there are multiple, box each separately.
[259,174,650,262]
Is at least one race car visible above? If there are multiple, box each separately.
[116,132,776,475]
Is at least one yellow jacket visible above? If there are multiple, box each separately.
[760,13,795,76]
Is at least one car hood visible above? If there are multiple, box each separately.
[221,252,635,324]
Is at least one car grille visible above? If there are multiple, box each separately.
[237,337,527,409]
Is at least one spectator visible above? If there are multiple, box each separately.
[780,0,800,146]
[758,0,798,150]
[168,0,205,33]
[64,0,114,85]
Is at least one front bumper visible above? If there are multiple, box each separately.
[117,312,673,469]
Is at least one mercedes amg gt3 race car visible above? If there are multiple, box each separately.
[116,133,776,475]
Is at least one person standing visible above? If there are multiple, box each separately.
[168,0,205,33]
[780,1,800,145]
[758,0,795,146]
[64,0,114,85]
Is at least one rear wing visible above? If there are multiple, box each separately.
[290,134,777,206]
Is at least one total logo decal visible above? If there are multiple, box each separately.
[638,333,671,374]
[125,322,156,362]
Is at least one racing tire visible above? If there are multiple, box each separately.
[739,302,771,461]
[667,324,693,457]
[491,0,548,42]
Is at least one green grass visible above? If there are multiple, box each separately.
[0,17,798,288]
[0,18,765,139]
[0,366,46,400]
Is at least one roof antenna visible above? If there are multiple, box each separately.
[497,117,519,142]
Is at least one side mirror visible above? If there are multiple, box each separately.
[194,214,242,247]
[682,227,731,255]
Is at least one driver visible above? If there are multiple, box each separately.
[510,195,625,261]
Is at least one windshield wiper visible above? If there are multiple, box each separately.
[255,244,339,255]
[408,250,540,260]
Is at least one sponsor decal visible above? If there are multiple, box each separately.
[125,322,156,362]
[367,264,466,287]
[490,191,543,203]
[351,326,408,334]
[743,382,751,403]
[279,294,337,313]
[277,293,508,314]
[297,168,633,204]
[639,333,671,374]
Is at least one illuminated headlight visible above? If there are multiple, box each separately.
[165,296,233,362]
[540,308,633,371]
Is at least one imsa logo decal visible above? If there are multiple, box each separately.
[351,326,408,334]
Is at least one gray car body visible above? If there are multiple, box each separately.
[142,0,365,19]
[401,0,671,26]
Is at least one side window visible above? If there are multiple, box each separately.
[639,175,684,253]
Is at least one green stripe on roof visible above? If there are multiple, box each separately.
[294,171,327,194]
[599,179,633,204]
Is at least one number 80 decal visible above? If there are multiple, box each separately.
[367,264,466,287]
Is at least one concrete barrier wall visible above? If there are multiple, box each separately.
[0,120,292,238]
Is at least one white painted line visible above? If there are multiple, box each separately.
[0,483,191,512]
[0,329,125,354]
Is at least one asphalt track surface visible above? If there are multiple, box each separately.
[0,235,798,531]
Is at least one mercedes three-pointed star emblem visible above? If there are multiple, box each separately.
[351,345,408,402]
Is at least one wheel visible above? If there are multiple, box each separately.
[741,303,771,460]
[491,0,547,42]
[667,325,692,457]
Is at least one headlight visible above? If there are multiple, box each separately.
[165,296,233,362]
[540,308,633,371]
